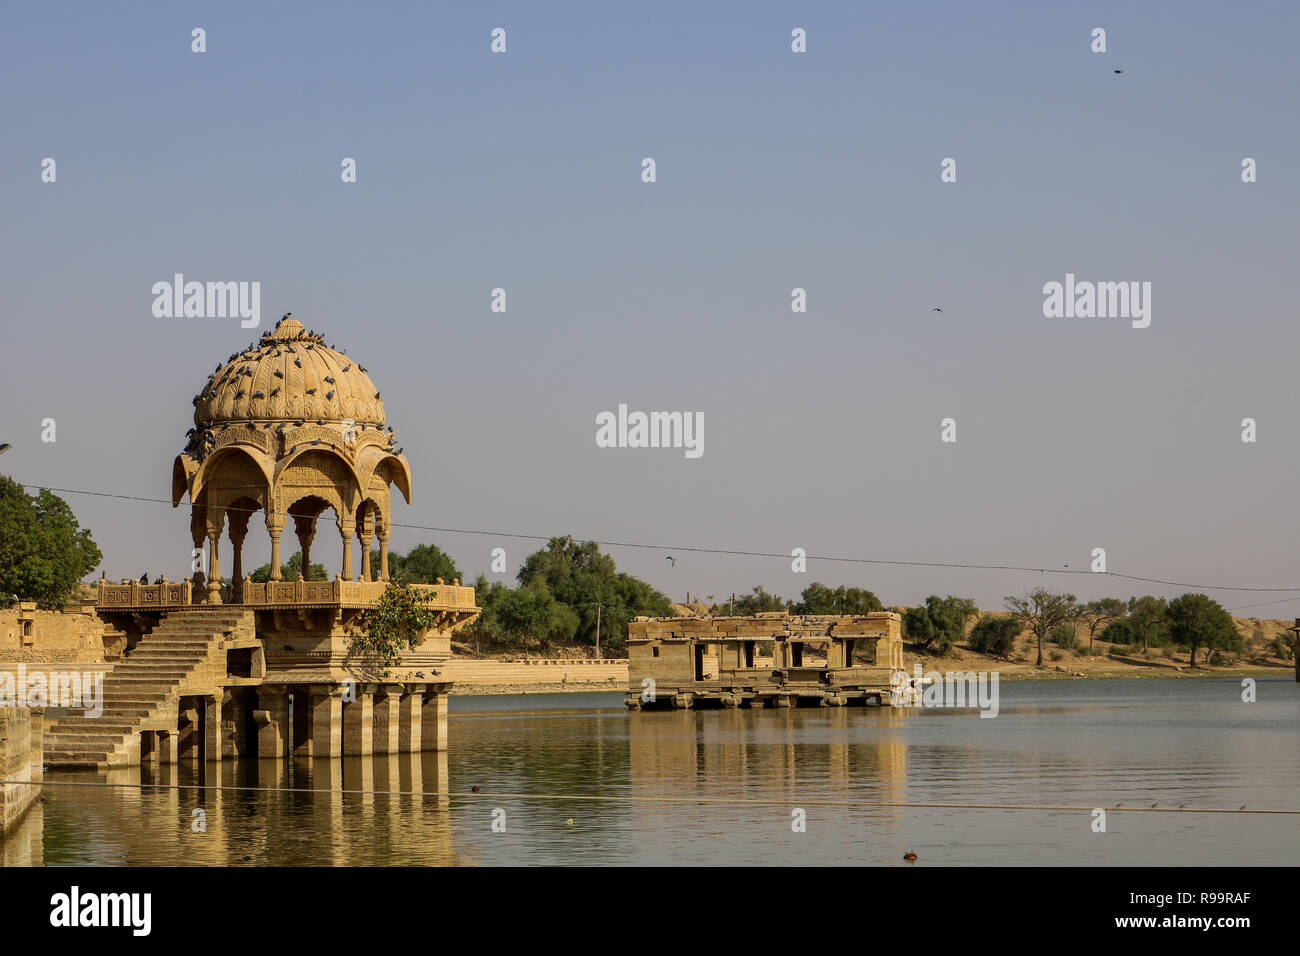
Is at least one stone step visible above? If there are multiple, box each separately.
[45,723,135,738]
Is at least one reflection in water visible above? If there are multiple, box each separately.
[8,679,1300,865]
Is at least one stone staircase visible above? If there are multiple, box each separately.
[43,609,252,770]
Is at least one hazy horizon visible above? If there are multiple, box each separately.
[3,1,1298,615]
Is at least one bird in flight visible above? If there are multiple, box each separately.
[931,308,943,313]
[666,556,677,567]
[1114,69,1124,75]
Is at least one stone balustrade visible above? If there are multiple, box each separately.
[96,577,477,611]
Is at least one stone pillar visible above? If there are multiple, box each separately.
[203,695,222,761]
[190,531,206,595]
[377,523,390,582]
[310,687,343,758]
[398,686,424,752]
[159,730,180,765]
[358,511,374,582]
[266,512,285,581]
[294,513,316,581]
[178,704,201,761]
[206,528,222,605]
[222,690,249,758]
[372,689,400,754]
[228,509,250,604]
[420,688,449,752]
[342,687,373,755]
[255,686,289,758]
[140,730,159,765]
[338,518,356,581]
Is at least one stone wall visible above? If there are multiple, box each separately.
[0,707,43,834]
[0,604,108,664]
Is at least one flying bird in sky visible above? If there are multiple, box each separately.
[666,556,677,567]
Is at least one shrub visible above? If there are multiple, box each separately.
[1270,634,1295,660]
[968,616,1020,656]
[1050,623,1076,648]
[1049,650,1064,662]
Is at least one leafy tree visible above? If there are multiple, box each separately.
[902,595,968,655]
[968,616,1021,656]
[0,476,102,608]
[249,550,328,582]
[1166,593,1238,668]
[792,583,883,615]
[727,586,788,616]
[1078,598,1127,651]
[1005,588,1079,666]
[381,543,461,585]
[516,536,671,649]
[483,579,581,655]
[1127,595,1169,654]
[350,582,436,678]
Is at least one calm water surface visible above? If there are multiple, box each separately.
[7,678,1298,865]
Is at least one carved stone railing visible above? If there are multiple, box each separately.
[96,577,478,612]
[97,578,193,609]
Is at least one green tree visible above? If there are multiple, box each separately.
[1005,588,1079,667]
[350,582,436,678]
[381,543,461,585]
[1166,593,1238,668]
[902,595,968,655]
[728,586,787,616]
[1078,598,1127,651]
[1127,595,1168,654]
[968,616,1021,656]
[249,550,328,582]
[792,583,883,615]
[0,476,102,608]
[516,536,671,650]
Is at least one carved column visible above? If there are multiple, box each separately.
[294,513,316,581]
[358,510,375,582]
[338,517,356,581]
[190,510,207,595]
[228,507,251,604]
[206,513,224,605]
[266,512,285,582]
[377,520,390,582]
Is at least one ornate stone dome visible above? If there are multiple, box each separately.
[193,316,386,428]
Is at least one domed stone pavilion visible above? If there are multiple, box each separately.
[172,316,409,602]
[70,316,478,770]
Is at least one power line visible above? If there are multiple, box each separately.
[18,481,1300,595]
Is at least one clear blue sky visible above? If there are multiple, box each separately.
[2,1,1298,612]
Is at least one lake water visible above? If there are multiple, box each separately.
[6,678,1298,866]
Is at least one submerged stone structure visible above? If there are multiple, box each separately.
[625,612,906,710]
[41,316,479,769]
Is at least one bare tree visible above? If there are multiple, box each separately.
[1005,588,1079,666]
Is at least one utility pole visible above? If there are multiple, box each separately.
[595,602,602,660]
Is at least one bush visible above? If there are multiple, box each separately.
[1049,650,1064,662]
[1270,634,1295,660]
[968,616,1020,656]
[1050,623,1076,648]
[1209,651,1227,666]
